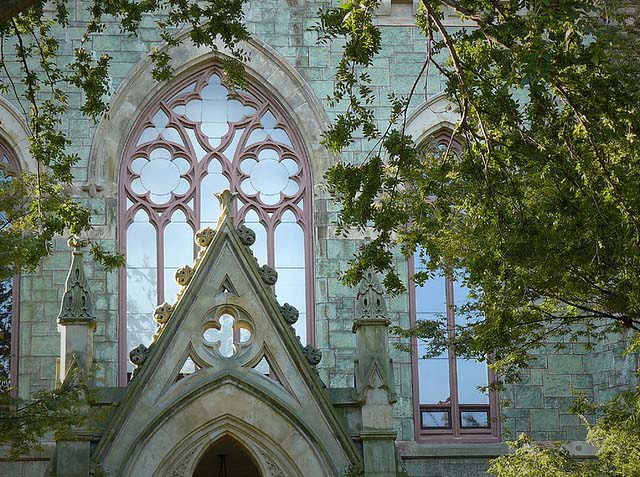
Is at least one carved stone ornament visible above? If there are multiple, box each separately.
[344,462,364,477]
[280,303,299,325]
[57,235,95,324]
[260,451,285,477]
[215,189,237,221]
[154,302,174,325]
[302,344,322,367]
[80,182,104,198]
[175,265,195,287]
[170,449,197,477]
[355,269,387,320]
[129,343,151,367]
[237,224,256,246]
[259,265,278,285]
[195,227,215,248]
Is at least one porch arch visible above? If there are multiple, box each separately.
[103,376,346,476]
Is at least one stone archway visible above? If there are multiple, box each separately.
[193,435,261,477]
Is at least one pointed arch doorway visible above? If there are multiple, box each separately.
[193,436,261,477]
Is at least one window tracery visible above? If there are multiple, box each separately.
[120,66,313,378]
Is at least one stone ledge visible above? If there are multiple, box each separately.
[397,441,508,458]
[0,442,55,460]
[327,387,358,405]
[398,440,597,458]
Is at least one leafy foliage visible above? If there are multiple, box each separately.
[0,379,89,458]
[318,0,640,379]
[0,0,251,281]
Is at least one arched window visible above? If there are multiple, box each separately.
[120,66,313,380]
[410,132,499,441]
[0,139,20,393]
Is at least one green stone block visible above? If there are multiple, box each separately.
[543,374,573,397]
[30,335,59,357]
[548,354,583,374]
[530,409,559,432]
[571,374,593,389]
[514,385,543,408]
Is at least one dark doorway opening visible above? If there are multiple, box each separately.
[192,435,262,477]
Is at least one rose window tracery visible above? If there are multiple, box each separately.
[120,66,313,380]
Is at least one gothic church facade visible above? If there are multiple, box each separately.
[0,0,636,475]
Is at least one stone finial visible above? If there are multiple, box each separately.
[58,236,95,324]
[57,236,97,382]
[355,269,387,322]
[215,189,237,223]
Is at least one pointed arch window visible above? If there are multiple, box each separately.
[120,66,313,381]
[409,132,499,441]
[0,139,20,392]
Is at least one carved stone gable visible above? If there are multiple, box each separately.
[94,191,360,477]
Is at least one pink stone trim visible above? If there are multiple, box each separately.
[0,139,21,396]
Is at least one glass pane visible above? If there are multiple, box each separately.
[164,268,180,304]
[421,410,451,429]
[164,218,194,268]
[457,358,489,404]
[271,128,292,146]
[140,158,181,196]
[274,222,304,268]
[293,312,307,343]
[418,358,450,405]
[453,279,482,327]
[185,128,208,162]
[460,409,489,428]
[127,213,156,268]
[201,173,230,224]
[243,210,267,265]
[127,312,156,372]
[223,129,244,162]
[275,268,306,313]
[415,274,447,314]
[251,159,289,196]
[260,110,277,128]
[0,278,13,390]
[126,268,157,315]
[202,100,227,122]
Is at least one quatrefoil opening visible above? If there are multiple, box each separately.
[202,312,253,358]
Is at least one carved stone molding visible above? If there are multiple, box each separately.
[261,450,285,477]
